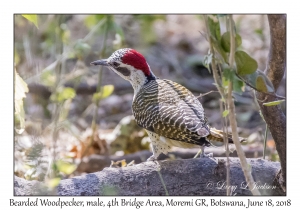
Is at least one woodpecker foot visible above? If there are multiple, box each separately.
[199,146,213,158]
[147,155,157,162]
[200,152,213,158]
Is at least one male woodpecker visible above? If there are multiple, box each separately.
[91,48,244,161]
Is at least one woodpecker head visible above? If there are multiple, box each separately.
[90,48,156,93]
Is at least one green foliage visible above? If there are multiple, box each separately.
[134,15,166,44]
[112,22,125,49]
[93,85,114,102]
[85,15,123,38]
[204,15,277,97]
[60,23,71,44]
[74,39,91,59]
[241,67,274,95]
[47,177,61,189]
[50,87,76,102]
[84,15,106,29]
[221,32,242,52]
[101,85,114,99]
[206,16,227,62]
[233,78,244,93]
[222,110,229,117]
[257,71,274,92]
[84,15,125,50]
[263,100,285,107]
[235,51,258,76]
[25,141,44,161]
[15,70,29,134]
[207,15,221,42]
[22,14,38,28]
[14,50,20,65]
[112,21,125,40]
[207,14,275,97]
[14,14,126,186]
[203,54,212,73]
[46,160,76,188]
[41,71,56,87]
[222,68,244,93]
[255,73,274,93]
[242,71,258,87]
[254,28,263,36]
[23,140,47,181]
[54,160,76,175]
[256,76,268,92]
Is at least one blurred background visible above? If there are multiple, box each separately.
[14,14,286,182]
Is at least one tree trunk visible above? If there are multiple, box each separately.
[256,14,286,192]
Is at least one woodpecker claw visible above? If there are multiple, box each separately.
[199,146,214,158]
[147,155,157,162]
[200,152,213,158]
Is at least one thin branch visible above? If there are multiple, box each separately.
[203,15,225,99]
[220,100,230,196]
[198,31,208,41]
[25,16,107,84]
[235,73,285,99]
[204,15,260,195]
[228,15,235,69]
[157,164,169,196]
[82,18,107,42]
[227,82,260,195]
[193,149,202,158]
[196,90,219,98]
[263,125,268,159]
[227,15,260,195]
[80,17,109,160]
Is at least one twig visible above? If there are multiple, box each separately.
[263,125,268,159]
[157,166,169,196]
[50,15,65,180]
[25,16,107,84]
[220,100,230,196]
[203,15,225,99]
[227,15,260,195]
[228,15,235,69]
[196,90,219,98]
[80,16,109,160]
[204,15,260,195]
[235,73,285,100]
[83,18,107,42]
[198,31,208,41]
[193,149,202,158]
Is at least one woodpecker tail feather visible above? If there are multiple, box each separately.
[206,127,246,143]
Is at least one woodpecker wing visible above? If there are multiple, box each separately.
[133,79,210,146]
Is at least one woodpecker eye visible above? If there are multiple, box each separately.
[112,62,120,67]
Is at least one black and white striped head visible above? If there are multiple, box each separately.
[90,48,156,88]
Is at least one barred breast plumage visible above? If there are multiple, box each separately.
[133,79,211,147]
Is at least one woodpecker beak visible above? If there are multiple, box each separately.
[90,59,109,66]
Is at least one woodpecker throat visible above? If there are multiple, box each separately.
[90,48,245,161]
